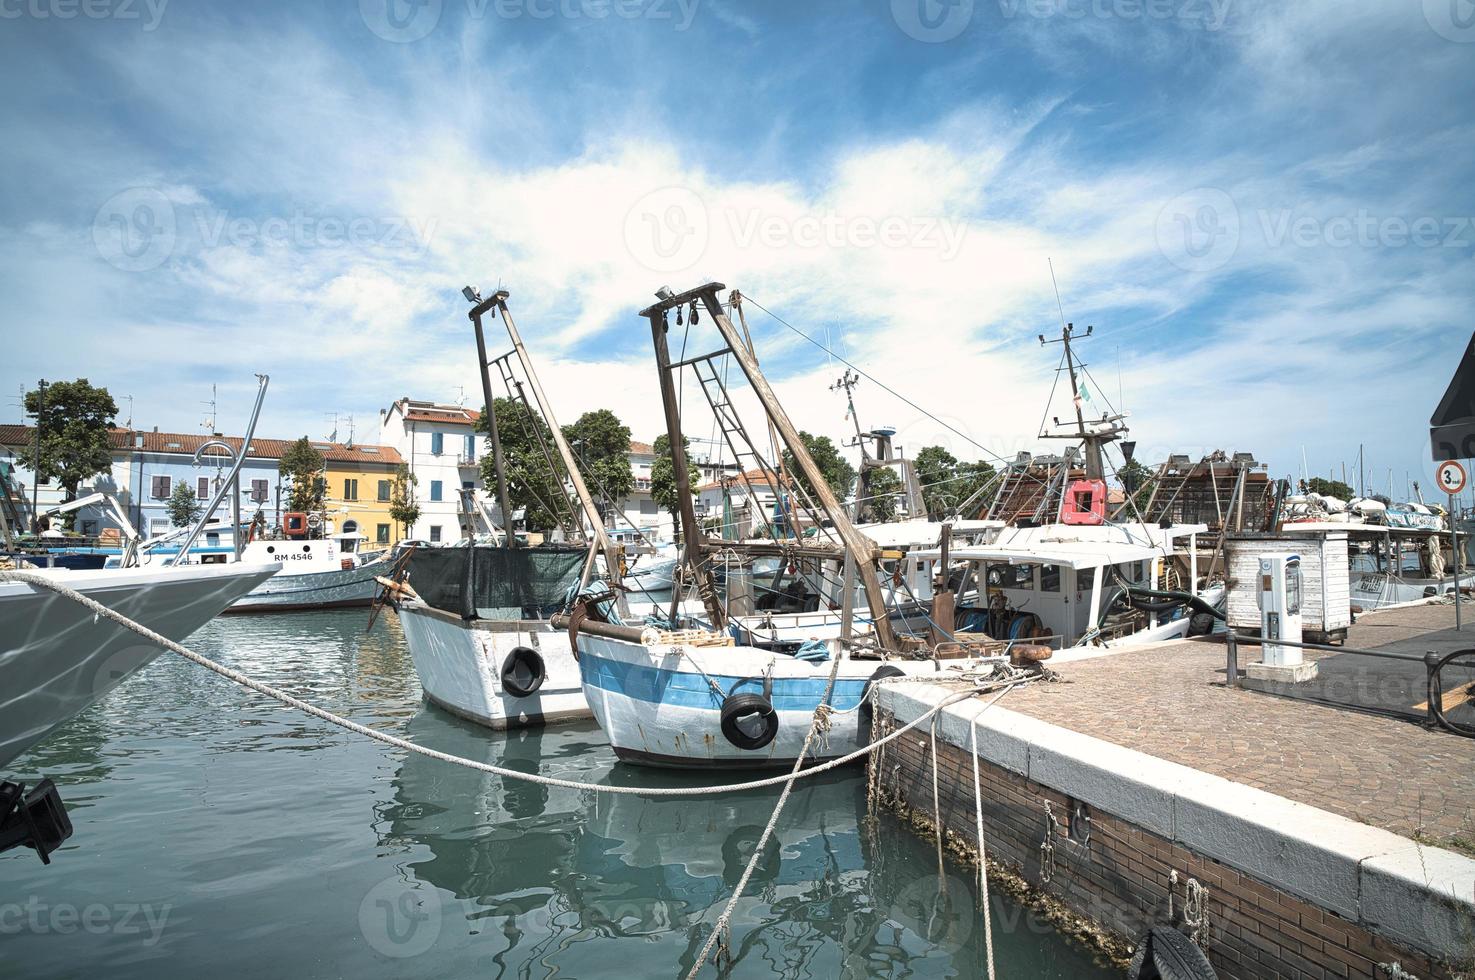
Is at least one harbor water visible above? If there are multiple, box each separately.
[1,609,1116,979]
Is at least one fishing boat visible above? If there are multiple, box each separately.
[393,287,627,730]
[0,561,280,771]
[558,283,1018,770]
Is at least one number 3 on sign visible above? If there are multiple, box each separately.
[1437,460,1467,495]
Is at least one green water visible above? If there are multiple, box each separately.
[1,610,1116,979]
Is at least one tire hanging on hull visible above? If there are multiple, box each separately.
[500,646,546,698]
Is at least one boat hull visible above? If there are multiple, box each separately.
[575,632,953,769]
[398,601,589,730]
[225,557,387,612]
[0,562,280,768]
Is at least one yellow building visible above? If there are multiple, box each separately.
[321,442,406,548]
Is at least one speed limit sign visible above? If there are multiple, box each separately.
[1438,460,1467,495]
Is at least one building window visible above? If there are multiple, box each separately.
[376,523,390,544]
[151,475,171,499]
[377,479,390,502]
[463,433,475,461]
[431,432,444,456]
[462,480,474,490]
[639,499,658,515]
[430,480,443,502]
[197,476,210,500]
[429,525,442,543]
[344,478,359,501]
[250,479,269,503]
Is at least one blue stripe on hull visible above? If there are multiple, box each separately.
[580,652,872,710]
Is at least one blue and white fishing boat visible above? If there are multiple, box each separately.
[557,284,1012,769]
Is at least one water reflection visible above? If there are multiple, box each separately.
[2,610,1112,980]
[387,707,1110,978]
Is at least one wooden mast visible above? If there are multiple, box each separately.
[468,294,517,546]
[492,291,623,586]
[642,299,726,628]
[687,282,897,650]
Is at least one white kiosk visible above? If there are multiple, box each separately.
[1247,552,1318,683]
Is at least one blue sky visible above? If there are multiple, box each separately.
[1,0,1471,497]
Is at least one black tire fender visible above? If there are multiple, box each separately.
[500,646,546,699]
[858,664,908,731]
[1126,926,1217,980]
[719,692,779,751]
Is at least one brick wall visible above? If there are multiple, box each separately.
[873,708,1457,980]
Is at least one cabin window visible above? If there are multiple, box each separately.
[344,478,359,501]
[151,475,171,499]
[429,525,442,543]
[429,480,443,502]
[81,520,98,536]
[377,480,390,502]
[376,524,390,544]
[1040,563,1061,592]
[431,432,444,455]
[197,477,210,500]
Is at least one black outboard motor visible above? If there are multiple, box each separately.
[0,779,73,864]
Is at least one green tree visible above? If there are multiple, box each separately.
[166,480,203,528]
[782,431,855,502]
[1116,458,1155,515]
[913,445,997,518]
[388,464,420,538]
[278,437,327,513]
[862,466,903,521]
[563,409,634,514]
[20,378,118,504]
[1304,476,1355,500]
[650,432,698,543]
[477,398,569,532]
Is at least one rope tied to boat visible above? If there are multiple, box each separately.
[0,569,1007,801]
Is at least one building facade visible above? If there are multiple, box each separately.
[0,424,400,541]
[377,399,482,543]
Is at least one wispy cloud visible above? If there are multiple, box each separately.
[0,0,1468,489]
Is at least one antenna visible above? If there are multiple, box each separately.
[201,384,217,433]
[829,368,868,456]
[1048,258,1069,334]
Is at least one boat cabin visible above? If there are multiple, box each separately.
[902,521,1208,647]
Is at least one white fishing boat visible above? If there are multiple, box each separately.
[396,544,591,729]
[222,533,389,612]
[393,287,629,730]
[0,561,280,769]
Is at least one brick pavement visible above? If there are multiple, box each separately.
[999,602,1475,844]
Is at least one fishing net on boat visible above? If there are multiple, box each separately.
[407,545,587,619]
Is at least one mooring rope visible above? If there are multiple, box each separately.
[686,607,850,979]
[0,570,1001,800]
[969,711,999,980]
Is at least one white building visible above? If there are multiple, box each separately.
[377,399,481,544]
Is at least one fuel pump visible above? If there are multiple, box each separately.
[1248,552,1318,682]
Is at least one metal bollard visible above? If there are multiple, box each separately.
[1226,631,1239,688]
[1424,649,1441,728]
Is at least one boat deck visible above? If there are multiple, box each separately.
[995,602,1475,847]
